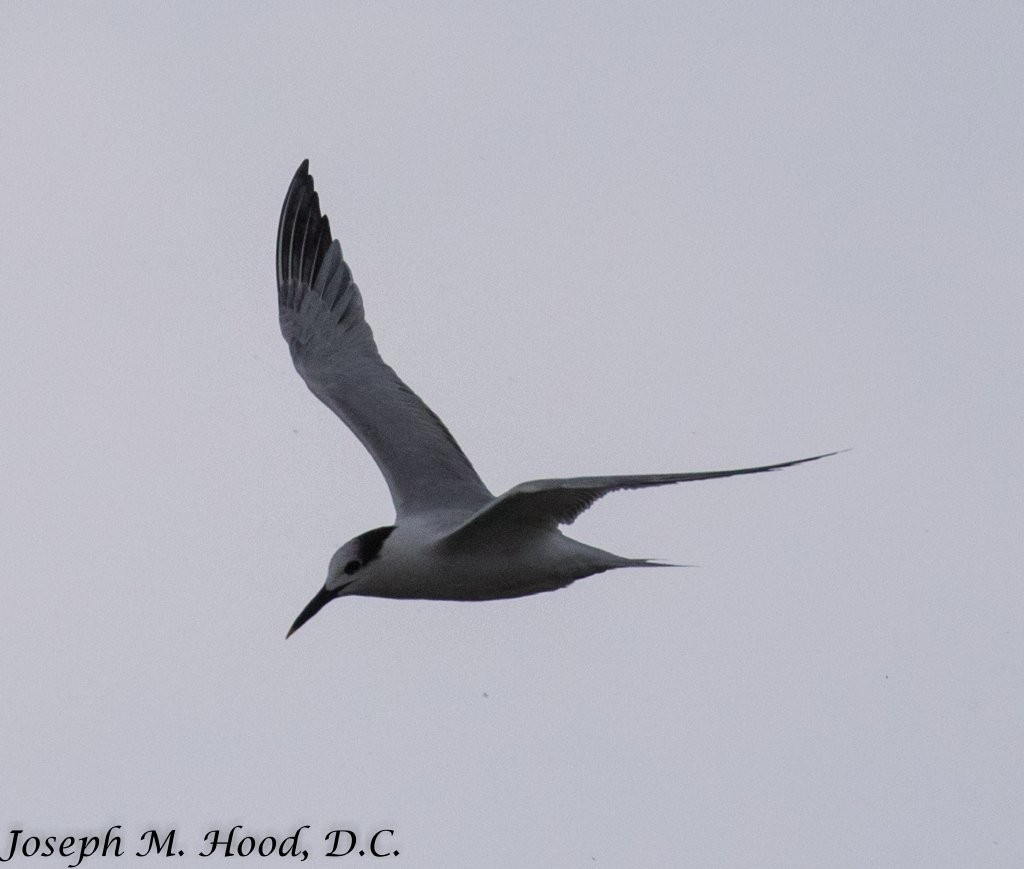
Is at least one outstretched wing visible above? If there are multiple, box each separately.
[277,160,492,519]
[442,452,837,546]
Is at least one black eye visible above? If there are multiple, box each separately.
[343,559,361,575]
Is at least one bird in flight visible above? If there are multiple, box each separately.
[278,161,833,637]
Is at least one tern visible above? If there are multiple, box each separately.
[279,161,833,637]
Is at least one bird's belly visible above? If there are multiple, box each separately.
[367,537,599,601]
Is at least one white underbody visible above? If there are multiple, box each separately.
[333,514,644,601]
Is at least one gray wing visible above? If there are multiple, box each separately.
[443,452,837,545]
[277,161,492,519]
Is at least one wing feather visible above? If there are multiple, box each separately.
[276,161,492,519]
[443,452,838,546]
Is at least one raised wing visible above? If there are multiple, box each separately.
[442,452,837,546]
[277,161,492,519]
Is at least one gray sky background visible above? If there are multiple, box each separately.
[2,3,1022,867]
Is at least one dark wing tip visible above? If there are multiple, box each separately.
[277,160,333,298]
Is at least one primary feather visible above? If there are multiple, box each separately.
[276,161,492,520]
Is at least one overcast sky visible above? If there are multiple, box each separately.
[2,3,1022,867]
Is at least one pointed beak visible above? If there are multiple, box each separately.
[286,586,334,638]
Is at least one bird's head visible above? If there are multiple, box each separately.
[286,525,396,638]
